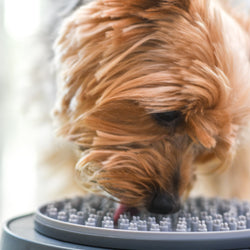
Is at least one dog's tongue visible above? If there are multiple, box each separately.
[114,204,139,224]
[114,204,127,223]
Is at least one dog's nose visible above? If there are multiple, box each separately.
[148,193,180,214]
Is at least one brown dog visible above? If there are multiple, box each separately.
[53,0,250,214]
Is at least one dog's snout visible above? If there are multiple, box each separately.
[148,193,180,214]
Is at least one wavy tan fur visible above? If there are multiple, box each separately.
[53,0,250,209]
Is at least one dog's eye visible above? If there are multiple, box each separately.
[78,146,87,151]
[152,111,182,126]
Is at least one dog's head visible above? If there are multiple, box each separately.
[53,0,250,213]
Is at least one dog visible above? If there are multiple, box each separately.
[52,0,250,214]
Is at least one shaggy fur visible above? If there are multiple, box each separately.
[53,0,250,212]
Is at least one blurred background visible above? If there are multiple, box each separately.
[0,0,83,224]
[0,0,250,225]
[0,0,44,224]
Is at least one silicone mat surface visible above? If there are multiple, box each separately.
[34,195,250,250]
